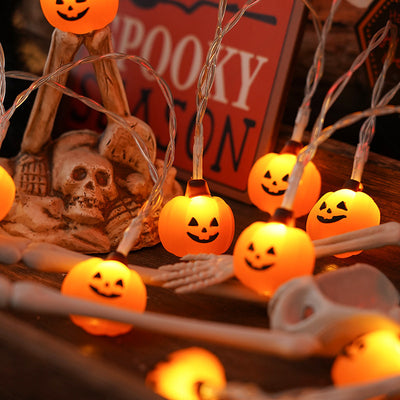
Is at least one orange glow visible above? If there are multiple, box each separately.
[61,258,147,336]
[0,166,15,221]
[146,347,226,400]
[40,0,119,34]
[332,330,400,385]
[306,188,380,257]
[247,153,321,218]
[233,221,315,297]
[158,180,235,257]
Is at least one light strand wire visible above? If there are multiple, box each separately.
[3,51,177,256]
[291,0,342,142]
[192,0,260,179]
[280,20,392,211]
[351,23,399,181]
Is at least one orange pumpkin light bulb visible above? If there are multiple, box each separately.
[158,179,235,257]
[146,347,226,400]
[306,180,380,257]
[40,0,119,34]
[233,208,315,297]
[0,166,15,221]
[61,258,147,336]
[332,330,400,386]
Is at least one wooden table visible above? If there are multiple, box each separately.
[1,131,400,400]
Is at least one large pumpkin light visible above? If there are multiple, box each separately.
[40,0,119,34]
[0,167,15,221]
[158,179,235,257]
[306,180,380,257]
[331,330,400,386]
[61,258,147,336]
[247,141,321,218]
[233,208,315,297]
[146,347,226,400]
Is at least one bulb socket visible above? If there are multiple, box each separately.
[269,207,294,225]
[343,179,363,192]
[185,179,211,198]
[280,140,303,155]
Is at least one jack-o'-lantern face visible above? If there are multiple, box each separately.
[331,330,400,386]
[247,153,321,218]
[158,179,235,257]
[233,221,315,297]
[306,188,380,257]
[61,258,147,336]
[40,0,119,34]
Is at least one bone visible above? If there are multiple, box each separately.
[7,277,322,359]
[21,29,83,154]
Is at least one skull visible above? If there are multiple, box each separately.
[52,132,118,225]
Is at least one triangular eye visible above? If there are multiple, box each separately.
[115,279,124,287]
[248,242,255,251]
[267,247,275,255]
[188,217,199,226]
[319,201,327,210]
[337,201,348,211]
[210,217,219,227]
[282,174,289,182]
[93,272,101,279]
[264,170,271,179]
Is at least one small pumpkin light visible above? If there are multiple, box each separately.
[158,179,235,257]
[306,179,380,257]
[146,347,226,400]
[233,208,315,297]
[331,330,400,385]
[0,166,15,221]
[61,257,147,336]
[247,141,321,218]
[40,0,119,34]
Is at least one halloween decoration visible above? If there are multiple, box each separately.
[306,180,380,257]
[40,0,119,34]
[146,347,226,400]
[61,257,147,336]
[0,166,15,221]
[158,0,261,256]
[233,209,315,297]
[247,149,321,218]
[158,179,234,257]
[331,330,400,386]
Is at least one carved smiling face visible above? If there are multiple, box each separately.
[247,153,321,218]
[233,222,315,296]
[158,183,235,257]
[40,0,119,34]
[306,189,381,251]
[61,258,147,336]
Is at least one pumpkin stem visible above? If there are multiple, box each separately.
[342,179,363,192]
[269,207,294,225]
[280,140,303,155]
[186,179,211,198]
[106,251,129,265]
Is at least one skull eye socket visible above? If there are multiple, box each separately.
[337,201,348,211]
[282,174,289,182]
[72,167,87,181]
[95,170,110,187]
[210,217,219,227]
[319,201,327,211]
[264,170,271,179]
[115,279,124,288]
[188,217,199,226]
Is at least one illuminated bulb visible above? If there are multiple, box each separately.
[306,180,380,257]
[0,166,15,221]
[158,179,235,257]
[332,330,400,385]
[146,347,226,400]
[233,208,315,297]
[247,141,321,218]
[40,0,119,34]
[61,258,147,336]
